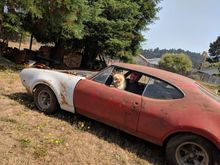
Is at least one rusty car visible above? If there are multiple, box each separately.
[20,63,220,164]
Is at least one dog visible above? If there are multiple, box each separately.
[112,73,126,90]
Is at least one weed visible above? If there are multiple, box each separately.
[17,124,29,131]
[76,120,91,131]
[0,117,17,123]
[50,138,65,145]
[19,138,31,148]
[43,133,65,145]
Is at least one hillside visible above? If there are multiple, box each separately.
[141,48,203,68]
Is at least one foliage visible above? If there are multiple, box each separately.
[142,48,202,68]
[0,0,32,44]
[0,1,26,39]
[1,0,161,67]
[23,0,89,43]
[208,61,220,68]
[159,53,193,75]
[72,0,161,66]
[209,36,220,57]
[207,36,220,63]
[0,0,90,43]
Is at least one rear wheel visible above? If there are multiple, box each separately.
[33,85,58,114]
[166,134,219,165]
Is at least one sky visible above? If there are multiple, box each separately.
[141,0,220,53]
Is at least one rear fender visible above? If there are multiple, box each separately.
[162,128,220,150]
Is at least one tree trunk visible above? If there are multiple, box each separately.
[29,34,33,50]
[50,39,65,66]
[80,40,98,68]
[19,34,22,50]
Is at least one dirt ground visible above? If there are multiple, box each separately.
[0,57,166,165]
[8,41,42,51]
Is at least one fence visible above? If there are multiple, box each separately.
[191,71,220,85]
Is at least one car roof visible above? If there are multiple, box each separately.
[112,63,196,90]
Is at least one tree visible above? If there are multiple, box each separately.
[0,2,3,35]
[78,0,160,67]
[23,0,160,67]
[198,51,208,69]
[1,0,160,68]
[209,36,220,58]
[141,48,202,68]
[22,0,89,62]
[0,0,31,43]
[0,0,89,60]
[159,53,192,75]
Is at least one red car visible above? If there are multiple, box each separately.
[20,63,220,164]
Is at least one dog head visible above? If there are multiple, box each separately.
[113,73,125,88]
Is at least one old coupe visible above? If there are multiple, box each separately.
[20,63,220,164]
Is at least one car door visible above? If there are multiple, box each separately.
[137,77,184,144]
[73,66,142,132]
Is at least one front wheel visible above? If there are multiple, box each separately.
[33,85,59,114]
[166,134,219,165]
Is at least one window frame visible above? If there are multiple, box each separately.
[90,65,184,99]
[142,75,185,100]
[91,66,114,84]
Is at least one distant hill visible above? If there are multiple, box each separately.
[141,48,203,68]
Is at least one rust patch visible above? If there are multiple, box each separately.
[60,93,67,105]
[60,82,68,105]
[201,104,216,112]
[60,81,67,91]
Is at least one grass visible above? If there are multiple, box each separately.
[33,146,48,158]
[197,81,220,95]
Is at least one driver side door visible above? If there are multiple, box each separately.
[73,66,142,132]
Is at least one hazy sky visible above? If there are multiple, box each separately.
[141,0,220,53]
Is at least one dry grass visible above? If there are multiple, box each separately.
[197,81,220,96]
[0,56,165,165]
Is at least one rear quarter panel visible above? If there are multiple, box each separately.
[138,93,220,150]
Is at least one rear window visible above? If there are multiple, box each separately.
[143,78,184,100]
[197,84,220,103]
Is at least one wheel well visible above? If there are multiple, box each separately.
[33,84,47,92]
[163,132,219,151]
[33,84,55,95]
[33,83,60,107]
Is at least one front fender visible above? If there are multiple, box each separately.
[20,68,84,113]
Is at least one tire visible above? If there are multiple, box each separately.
[33,85,59,114]
[166,134,219,165]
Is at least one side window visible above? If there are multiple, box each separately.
[125,73,149,95]
[92,67,114,84]
[110,68,149,96]
[143,78,184,99]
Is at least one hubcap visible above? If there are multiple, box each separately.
[175,142,209,165]
[38,90,51,111]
